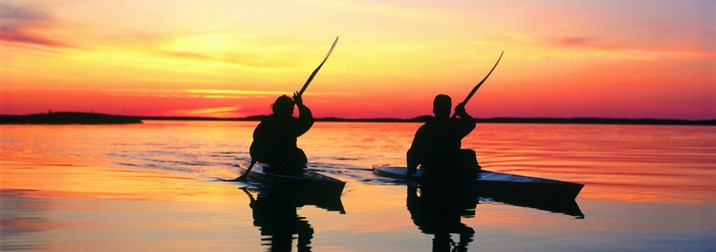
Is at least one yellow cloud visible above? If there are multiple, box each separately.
[168,106,243,117]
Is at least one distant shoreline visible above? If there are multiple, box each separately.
[142,116,715,126]
[1,112,714,126]
[0,112,141,124]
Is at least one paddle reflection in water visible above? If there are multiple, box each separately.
[406,183,478,252]
[240,187,344,251]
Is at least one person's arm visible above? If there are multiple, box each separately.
[406,148,418,179]
[236,120,266,181]
[249,120,267,161]
[294,92,314,136]
[406,125,426,179]
[454,103,476,138]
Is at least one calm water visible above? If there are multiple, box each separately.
[1,121,715,251]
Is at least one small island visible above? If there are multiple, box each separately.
[0,112,142,124]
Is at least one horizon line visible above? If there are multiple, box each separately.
[1,111,714,126]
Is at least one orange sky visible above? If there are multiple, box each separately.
[1,0,714,119]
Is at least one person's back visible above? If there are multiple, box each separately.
[250,93,314,172]
[407,94,477,179]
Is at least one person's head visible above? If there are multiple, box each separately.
[433,94,451,119]
[272,95,295,117]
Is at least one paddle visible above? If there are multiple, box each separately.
[233,36,340,182]
[298,36,339,96]
[451,51,504,119]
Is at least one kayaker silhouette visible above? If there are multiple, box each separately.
[406,94,479,180]
[248,92,314,175]
[242,188,314,251]
[234,37,336,182]
[407,184,477,251]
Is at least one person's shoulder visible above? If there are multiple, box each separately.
[259,115,273,122]
[258,115,281,125]
[417,119,435,131]
[452,116,473,123]
[423,116,437,124]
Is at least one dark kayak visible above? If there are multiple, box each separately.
[240,163,345,197]
[373,165,584,217]
[373,165,583,200]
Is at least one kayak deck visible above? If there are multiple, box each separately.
[373,165,583,200]
[240,163,346,197]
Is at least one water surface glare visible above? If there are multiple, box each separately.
[1,121,714,251]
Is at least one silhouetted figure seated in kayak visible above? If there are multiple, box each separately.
[250,93,314,175]
[406,94,479,180]
[407,184,477,251]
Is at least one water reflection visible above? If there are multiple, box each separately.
[406,184,477,252]
[0,190,53,251]
[476,187,585,218]
[241,187,344,251]
[406,181,586,251]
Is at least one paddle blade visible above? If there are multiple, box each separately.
[451,51,504,119]
[231,159,256,182]
[461,51,504,104]
[298,36,340,96]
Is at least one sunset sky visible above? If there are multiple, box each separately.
[1,0,714,119]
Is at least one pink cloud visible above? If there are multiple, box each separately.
[556,36,622,50]
[0,3,69,47]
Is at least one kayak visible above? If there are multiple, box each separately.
[239,163,345,197]
[373,165,584,217]
[373,165,583,200]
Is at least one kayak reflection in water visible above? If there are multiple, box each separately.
[242,188,314,251]
[407,184,477,252]
[406,94,479,180]
[250,92,314,173]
